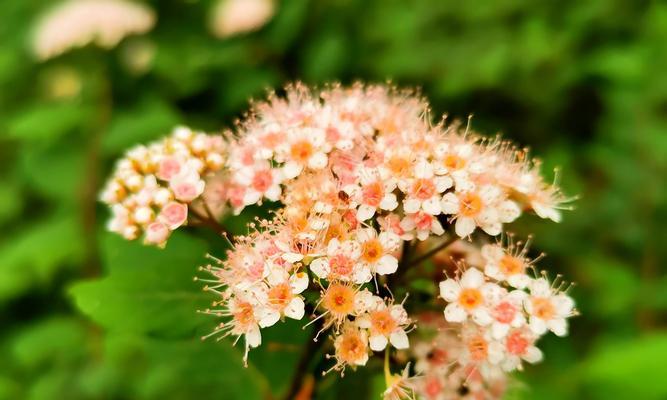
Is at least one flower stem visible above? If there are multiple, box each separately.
[384,348,392,385]
[405,235,458,268]
[281,318,325,400]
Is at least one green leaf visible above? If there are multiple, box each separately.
[20,144,86,202]
[5,101,90,142]
[103,334,267,400]
[249,319,311,396]
[69,232,210,336]
[0,215,84,301]
[0,180,21,226]
[585,334,667,399]
[12,317,88,368]
[102,98,180,154]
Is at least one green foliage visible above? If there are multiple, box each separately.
[0,215,84,301]
[584,334,667,399]
[0,0,665,398]
[70,233,210,336]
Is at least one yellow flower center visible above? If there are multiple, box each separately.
[458,288,483,310]
[361,239,384,263]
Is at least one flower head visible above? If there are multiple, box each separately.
[34,0,155,60]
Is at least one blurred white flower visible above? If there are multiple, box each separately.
[210,0,274,38]
[33,0,156,60]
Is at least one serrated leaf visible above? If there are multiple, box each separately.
[69,232,210,336]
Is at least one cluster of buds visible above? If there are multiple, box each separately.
[100,126,226,246]
[102,83,576,398]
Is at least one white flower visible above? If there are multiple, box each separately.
[258,268,309,327]
[488,290,527,339]
[278,128,328,179]
[209,0,274,39]
[234,162,283,205]
[349,168,398,221]
[439,268,498,325]
[525,278,575,337]
[441,185,520,237]
[499,328,543,372]
[482,244,531,289]
[356,228,400,275]
[310,238,370,283]
[399,211,444,241]
[402,160,452,215]
[357,299,411,351]
[34,0,155,60]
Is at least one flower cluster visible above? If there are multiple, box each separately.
[397,238,576,399]
[102,83,575,397]
[100,126,227,246]
[33,0,156,60]
[209,0,275,38]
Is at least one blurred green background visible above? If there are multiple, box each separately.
[1,0,666,399]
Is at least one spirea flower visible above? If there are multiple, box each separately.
[209,0,275,38]
[33,0,156,60]
[100,126,227,246]
[102,82,577,398]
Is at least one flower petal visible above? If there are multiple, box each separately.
[439,279,460,301]
[444,303,466,323]
[375,254,398,275]
[389,330,410,349]
[369,334,388,351]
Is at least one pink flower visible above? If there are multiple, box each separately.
[400,211,444,241]
[159,201,188,229]
[170,176,205,202]
[402,161,452,215]
[156,156,182,181]
[144,221,170,245]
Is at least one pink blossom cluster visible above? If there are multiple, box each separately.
[102,83,575,397]
[100,126,226,246]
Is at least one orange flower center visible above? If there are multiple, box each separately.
[290,140,314,163]
[532,297,555,320]
[361,239,384,263]
[458,288,483,310]
[233,301,255,327]
[424,376,444,398]
[377,116,398,134]
[444,154,466,170]
[330,254,355,277]
[460,192,483,217]
[506,330,530,355]
[325,223,346,243]
[337,330,367,364]
[428,348,448,366]
[252,170,273,192]
[467,335,488,361]
[411,178,436,200]
[499,255,525,276]
[387,156,410,176]
[362,182,384,206]
[370,310,398,335]
[493,301,516,324]
[324,284,355,317]
[268,283,292,309]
